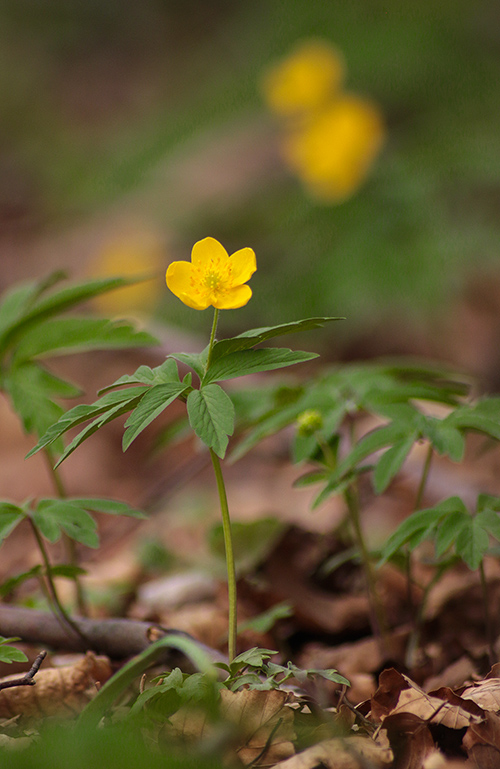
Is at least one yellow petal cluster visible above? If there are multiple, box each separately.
[166,237,256,310]
[261,40,385,203]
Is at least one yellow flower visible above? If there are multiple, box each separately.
[261,40,345,117]
[166,237,256,310]
[283,94,385,202]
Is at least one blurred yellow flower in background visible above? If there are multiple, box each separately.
[262,39,385,203]
[166,237,256,311]
[89,229,164,316]
[262,40,344,118]
[284,95,385,202]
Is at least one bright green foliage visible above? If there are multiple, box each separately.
[380,494,500,570]
[0,271,157,446]
[29,317,341,461]
[215,646,349,691]
[0,636,27,664]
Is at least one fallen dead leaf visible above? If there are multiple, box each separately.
[272,734,392,769]
[463,711,500,768]
[371,669,482,730]
[167,688,296,767]
[0,652,112,719]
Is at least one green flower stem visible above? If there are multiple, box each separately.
[43,449,88,617]
[343,486,389,654]
[480,561,495,666]
[205,308,220,372]
[210,448,237,662]
[26,516,88,646]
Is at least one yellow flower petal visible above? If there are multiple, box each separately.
[191,237,229,269]
[228,247,257,285]
[283,95,385,202]
[213,284,253,310]
[166,237,256,310]
[262,40,345,117]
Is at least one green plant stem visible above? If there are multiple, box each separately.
[26,516,88,646]
[43,449,88,616]
[415,443,433,511]
[406,442,434,659]
[480,561,495,666]
[343,486,389,654]
[210,448,237,662]
[205,308,220,372]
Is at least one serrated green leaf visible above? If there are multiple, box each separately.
[379,509,444,564]
[373,433,417,493]
[71,498,146,518]
[98,359,181,394]
[0,503,25,544]
[211,317,343,362]
[5,361,79,441]
[434,510,470,556]
[187,384,234,458]
[456,518,490,569]
[203,348,318,385]
[122,382,189,450]
[293,470,327,488]
[169,350,207,381]
[26,385,149,459]
[14,318,157,360]
[334,421,412,480]
[475,509,500,542]
[0,276,139,354]
[33,499,99,548]
[423,419,465,461]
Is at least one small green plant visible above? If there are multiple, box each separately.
[28,237,342,662]
[232,361,500,660]
[0,270,156,643]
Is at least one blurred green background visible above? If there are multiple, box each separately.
[1,0,499,355]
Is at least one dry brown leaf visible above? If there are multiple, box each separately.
[271,735,393,769]
[168,688,296,767]
[463,711,500,768]
[0,652,112,719]
[382,712,436,769]
[459,677,500,713]
[371,669,481,730]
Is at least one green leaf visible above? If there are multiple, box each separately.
[98,359,181,394]
[210,317,343,362]
[5,361,80,441]
[0,275,139,354]
[203,348,318,385]
[33,499,99,548]
[122,382,189,450]
[70,498,146,518]
[0,566,43,597]
[0,637,28,664]
[379,502,460,564]
[456,518,490,569]
[0,503,25,544]
[187,384,234,458]
[434,510,470,556]
[14,318,157,360]
[169,350,208,381]
[373,433,417,493]
[47,564,87,579]
[423,419,466,461]
[238,602,294,634]
[26,385,149,459]
[475,509,500,542]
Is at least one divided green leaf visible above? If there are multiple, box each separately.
[187,384,235,458]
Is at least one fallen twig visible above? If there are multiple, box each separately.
[0,651,47,692]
